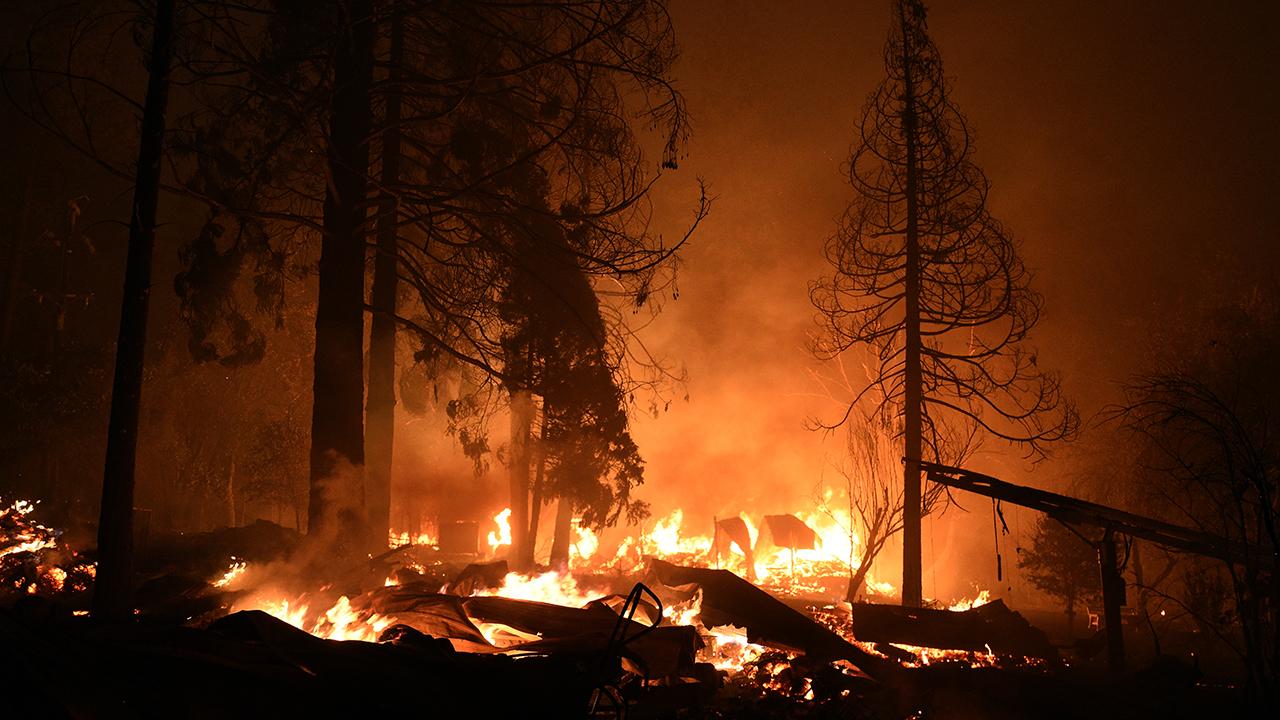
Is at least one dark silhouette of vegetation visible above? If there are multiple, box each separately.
[4,1,701,571]
[94,0,175,620]
[1018,515,1102,639]
[1108,290,1280,710]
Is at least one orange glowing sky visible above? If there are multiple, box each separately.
[619,0,1280,598]
[390,1,1280,602]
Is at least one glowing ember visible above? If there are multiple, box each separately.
[890,642,1001,668]
[704,623,766,670]
[2,497,95,598]
[486,508,512,555]
[42,565,67,592]
[1,498,59,559]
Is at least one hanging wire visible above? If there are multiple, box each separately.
[991,497,1009,582]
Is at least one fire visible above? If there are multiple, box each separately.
[213,558,247,588]
[640,509,712,560]
[1,498,59,559]
[486,508,512,555]
[946,589,991,612]
[42,565,67,592]
[704,623,766,671]
[663,588,703,627]
[388,529,438,548]
[202,502,1010,682]
[316,596,393,641]
[569,522,598,567]
[244,594,392,642]
[475,571,601,608]
[886,642,1003,668]
[474,620,541,648]
[865,578,896,596]
[609,506,901,602]
[2,497,95,598]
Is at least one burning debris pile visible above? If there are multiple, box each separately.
[2,501,1233,718]
[1,498,95,602]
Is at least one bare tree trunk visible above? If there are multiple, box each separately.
[92,0,174,621]
[364,13,403,554]
[527,415,549,554]
[847,558,872,603]
[549,497,573,570]
[899,0,924,609]
[507,389,533,570]
[309,0,373,554]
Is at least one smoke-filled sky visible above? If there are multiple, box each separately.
[620,0,1279,597]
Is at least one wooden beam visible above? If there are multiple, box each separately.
[920,461,1267,568]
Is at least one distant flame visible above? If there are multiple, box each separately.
[388,529,438,548]
[570,522,598,567]
[946,589,991,612]
[486,508,512,555]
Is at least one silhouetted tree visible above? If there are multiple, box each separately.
[810,0,1077,606]
[498,203,650,569]
[1018,515,1101,640]
[375,0,700,566]
[306,0,374,555]
[364,9,404,552]
[825,412,904,603]
[95,0,175,620]
[1110,290,1280,709]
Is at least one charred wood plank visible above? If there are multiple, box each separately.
[648,559,886,677]
[850,600,1058,660]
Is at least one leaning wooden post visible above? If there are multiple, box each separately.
[1099,527,1127,673]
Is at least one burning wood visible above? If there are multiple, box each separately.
[1,498,95,601]
[849,599,1059,662]
[3,501,1247,718]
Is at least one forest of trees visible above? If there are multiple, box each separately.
[1,0,705,614]
[0,3,1274,709]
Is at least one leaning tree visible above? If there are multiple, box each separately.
[811,0,1077,606]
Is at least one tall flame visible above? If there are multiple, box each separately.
[486,508,512,555]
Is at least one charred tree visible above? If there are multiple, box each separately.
[309,0,374,549]
[831,414,905,603]
[506,387,535,569]
[93,0,175,621]
[364,12,403,554]
[549,496,573,569]
[811,0,1076,606]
